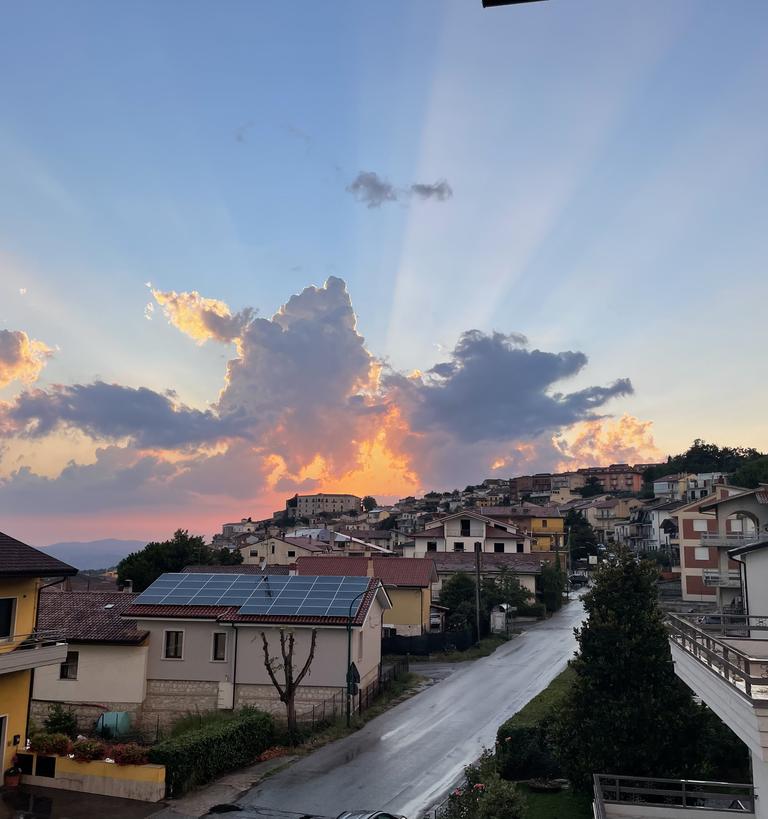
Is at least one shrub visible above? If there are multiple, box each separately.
[110,743,149,766]
[29,732,71,756]
[43,703,79,739]
[516,601,546,619]
[149,708,275,796]
[438,753,527,819]
[72,738,107,762]
[496,722,560,780]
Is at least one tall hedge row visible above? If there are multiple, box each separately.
[149,708,275,796]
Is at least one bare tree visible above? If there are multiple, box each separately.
[261,628,318,740]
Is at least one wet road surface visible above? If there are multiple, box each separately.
[238,599,585,819]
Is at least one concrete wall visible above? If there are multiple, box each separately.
[603,804,754,819]
[385,588,428,634]
[744,550,768,616]
[33,643,148,704]
[0,669,31,772]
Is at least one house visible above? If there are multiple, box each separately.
[509,474,552,501]
[615,499,683,555]
[664,538,768,819]
[123,572,390,731]
[654,472,728,503]
[0,531,77,773]
[335,528,394,550]
[482,504,565,551]
[182,564,292,575]
[286,528,395,556]
[240,536,330,565]
[31,591,149,731]
[296,556,436,637]
[581,497,642,544]
[429,553,545,600]
[286,493,362,519]
[407,510,533,557]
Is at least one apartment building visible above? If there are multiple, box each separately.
[509,474,552,500]
[0,532,77,772]
[577,464,644,494]
[654,472,727,503]
[286,493,362,518]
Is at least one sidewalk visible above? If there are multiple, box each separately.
[149,756,297,819]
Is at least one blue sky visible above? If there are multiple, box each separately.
[1,0,767,543]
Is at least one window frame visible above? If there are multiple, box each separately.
[162,629,185,661]
[211,631,227,663]
[59,650,79,680]
[0,598,16,642]
[453,541,465,553]
[494,543,505,553]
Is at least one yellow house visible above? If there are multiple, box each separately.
[296,556,437,637]
[0,531,77,773]
[484,504,565,552]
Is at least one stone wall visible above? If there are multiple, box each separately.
[30,699,141,734]
[234,683,346,719]
[136,679,219,734]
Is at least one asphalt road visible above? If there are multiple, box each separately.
[238,598,585,819]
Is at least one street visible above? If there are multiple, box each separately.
[239,598,585,819]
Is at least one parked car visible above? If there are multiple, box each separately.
[569,574,588,588]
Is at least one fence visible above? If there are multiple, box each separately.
[382,628,475,656]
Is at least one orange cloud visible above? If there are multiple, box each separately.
[151,288,251,346]
[0,330,52,388]
[554,414,663,471]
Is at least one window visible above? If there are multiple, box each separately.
[730,519,743,533]
[426,541,437,552]
[694,547,710,561]
[541,519,548,528]
[59,651,79,680]
[212,632,227,662]
[460,518,471,537]
[250,549,258,557]
[494,543,505,553]
[453,542,465,552]
[693,519,709,533]
[287,550,296,558]
[516,543,525,553]
[164,630,184,660]
[0,598,15,640]
[271,544,275,554]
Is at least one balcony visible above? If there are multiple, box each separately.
[703,569,742,588]
[0,630,68,675]
[700,533,760,549]
[593,774,755,818]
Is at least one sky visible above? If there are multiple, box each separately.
[1,0,767,546]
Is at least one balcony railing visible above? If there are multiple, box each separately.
[700,533,760,548]
[594,774,754,815]
[668,614,768,702]
[703,569,742,588]
[0,630,68,674]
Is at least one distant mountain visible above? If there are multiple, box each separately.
[41,539,146,570]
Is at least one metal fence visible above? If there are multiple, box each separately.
[594,774,755,813]
[382,628,475,656]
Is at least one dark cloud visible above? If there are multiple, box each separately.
[388,329,633,445]
[346,172,398,208]
[410,180,453,202]
[0,383,243,448]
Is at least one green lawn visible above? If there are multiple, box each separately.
[503,665,575,728]
[517,783,593,819]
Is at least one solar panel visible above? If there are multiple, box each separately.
[135,572,374,618]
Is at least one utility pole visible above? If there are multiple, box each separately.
[474,542,482,644]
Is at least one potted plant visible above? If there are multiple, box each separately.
[4,755,22,789]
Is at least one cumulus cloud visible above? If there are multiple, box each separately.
[0,330,53,388]
[388,330,633,445]
[346,172,453,208]
[0,382,243,448]
[151,288,254,344]
[553,414,662,470]
[410,180,453,201]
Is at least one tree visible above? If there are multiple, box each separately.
[575,476,603,498]
[554,548,747,790]
[362,495,378,512]
[116,529,242,592]
[539,558,565,612]
[261,628,318,741]
[564,509,597,559]
[731,455,768,489]
[439,572,476,613]
[440,570,532,635]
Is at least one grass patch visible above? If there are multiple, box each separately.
[167,709,240,738]
[517,783,592,819]
[507,666,575,727]
[394,634,513,664]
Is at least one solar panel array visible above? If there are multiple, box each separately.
[134,573,372,618]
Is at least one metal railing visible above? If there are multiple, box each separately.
[703,569,742,588]
[700,534,759,548]
[0,629,67,652]
[594,774,754,813]
[667,614,768,702]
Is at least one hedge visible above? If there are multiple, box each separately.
[516,601,547,619]
[149,708,276,796]
[495,667,574,781]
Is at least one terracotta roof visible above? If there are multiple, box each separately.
[296,556,437,587]
[0,531,77,578]
[282,537,330,552]
[431,553,543,574]
[415,526,445,537]
[182,564,291,575]
[39,591,148,644]
[124,576,382,627]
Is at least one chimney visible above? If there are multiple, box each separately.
[367,555,375,578]
[123,579,133,593]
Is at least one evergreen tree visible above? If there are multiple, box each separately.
[555,549,747,789]
[564,509,597,559]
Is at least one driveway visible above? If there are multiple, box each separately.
[238,599,585,819]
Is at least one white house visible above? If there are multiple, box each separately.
[407,510,532,557]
